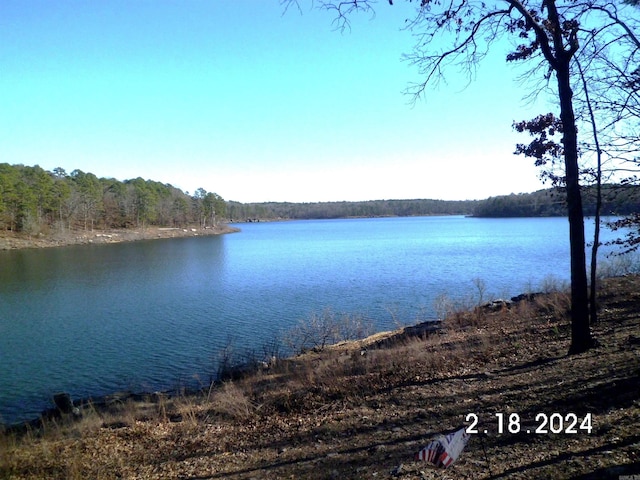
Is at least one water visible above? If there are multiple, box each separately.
[0,216,625,424]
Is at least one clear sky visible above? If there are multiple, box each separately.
[0,1,555,203]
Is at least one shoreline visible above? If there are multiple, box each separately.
[0,224,240,251]
[3,319,446,430]
[3,275,639,478]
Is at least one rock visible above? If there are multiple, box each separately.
[53,392,73,413]
[481,299,513,312]
[403,321,443,337]
[510,292,543,303]
[52,392,81,417]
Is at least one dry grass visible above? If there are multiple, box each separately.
[2,276,639,479]
[207,381,257,421]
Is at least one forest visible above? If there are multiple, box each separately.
[228,186,640,220]
[3,163,640,235]
[473,185,640,218]
[226,198,478,221]
[0,163,226,234]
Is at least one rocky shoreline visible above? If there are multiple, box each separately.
[0,224,240,251]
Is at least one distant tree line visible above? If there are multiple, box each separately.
[3,163,639,234]
[227,186,640,221]
[227,199,478,221]
[473,186,640,218]
[0,163,226,234]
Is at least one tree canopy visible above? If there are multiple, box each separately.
[0,163,226,234]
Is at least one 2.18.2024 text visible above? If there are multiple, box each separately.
[465,412,593,435]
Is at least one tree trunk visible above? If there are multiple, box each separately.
[590,183,601,325]
[577,57,603,326]
[556,63,594,354]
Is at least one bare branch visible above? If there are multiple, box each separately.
[404,6,512,99]
[588,4,640,50]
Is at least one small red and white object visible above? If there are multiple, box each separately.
[415,427,470,468]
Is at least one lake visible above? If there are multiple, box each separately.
[0,216,626,424]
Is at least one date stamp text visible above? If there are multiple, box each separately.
[465,412,593,435]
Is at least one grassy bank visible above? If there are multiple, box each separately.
[1,276,639,479]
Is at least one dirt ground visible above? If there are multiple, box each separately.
[1,276,639,479]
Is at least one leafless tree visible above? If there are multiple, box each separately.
[286,0,639,354]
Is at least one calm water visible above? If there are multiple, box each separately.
[0,216,623,424]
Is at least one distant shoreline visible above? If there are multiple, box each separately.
[0,224,240,251]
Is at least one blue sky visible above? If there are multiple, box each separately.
[1,1,554,203]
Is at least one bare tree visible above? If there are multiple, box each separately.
[577,3,640,261]
[287,0,639,354]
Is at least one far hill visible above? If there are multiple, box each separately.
[226,198,478,221]
[228,185,640,221]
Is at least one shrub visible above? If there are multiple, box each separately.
[284,309,374,354]
[597,252,640,278]
[209,382,255,420]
